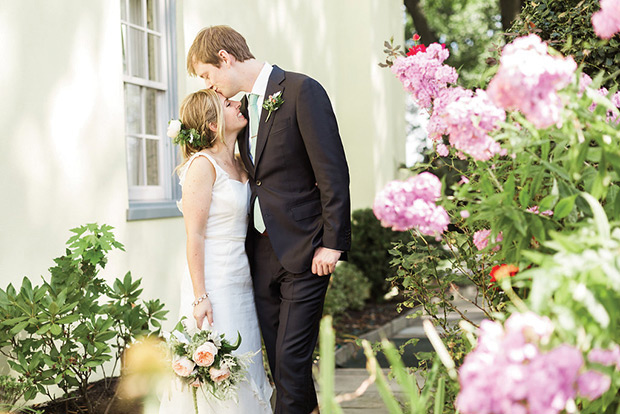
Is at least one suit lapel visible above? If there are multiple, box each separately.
[255,66,286,167]
[238,95,254,177]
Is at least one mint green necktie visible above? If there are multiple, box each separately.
[248,93,259,161]
[247,93,266,233]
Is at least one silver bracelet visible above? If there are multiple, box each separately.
[192,293,209,307]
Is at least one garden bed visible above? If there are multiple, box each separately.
[31,378,141,414]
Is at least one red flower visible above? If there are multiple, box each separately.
[490,264,519,283]
[412,34,421,41]
[407,44,427,56]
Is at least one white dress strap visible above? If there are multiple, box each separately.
[178,152,222,187]
[176,152,221,212]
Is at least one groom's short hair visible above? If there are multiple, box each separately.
[187,26,255,75]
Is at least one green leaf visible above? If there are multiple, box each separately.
[580,192,610,239]
[49,324,62,336]
[10,321,29,335]
[554,195,578,220]
[56,314,80,325]
[519,182,531,208]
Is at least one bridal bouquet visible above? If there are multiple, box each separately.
[164,320,253,413]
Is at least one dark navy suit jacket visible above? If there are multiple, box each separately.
[239,65,351,274]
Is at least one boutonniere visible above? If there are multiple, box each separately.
[262,91,284,122]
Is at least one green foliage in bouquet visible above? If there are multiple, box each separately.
[323,262,371,317]
[511,0,620,87]
[0,224,168,413]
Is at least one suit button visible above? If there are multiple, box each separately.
[256,180,262,186]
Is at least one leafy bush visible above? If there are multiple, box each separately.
[323,263,371,317]
[511,0,619,87]
[348,209,412,300]
[0,224,168,413]
[0,375,35,412]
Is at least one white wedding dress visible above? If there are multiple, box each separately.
[159,152,273,414]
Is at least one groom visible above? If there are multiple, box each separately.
[187,26,351,413]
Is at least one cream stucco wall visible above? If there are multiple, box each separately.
[181,0,406,209]
[0,0,404,365]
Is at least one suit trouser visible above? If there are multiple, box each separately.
[248,229,330,414]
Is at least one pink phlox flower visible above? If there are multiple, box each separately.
[473,229,503,251]
[457,312,586,414]
[427,87,473,141]
[578,370,612,400]
[436,143,449,157]
[588,344,620,370]
[579,73,593,95]
[460,210,470,219]
[588,88,620,123]
[373,172,449,235]
[592,0,620,39]
[526,205,554,216]
[458,175,470,184]
[487,34,577,129]
[391,43,458,109]
[441,89,505,161]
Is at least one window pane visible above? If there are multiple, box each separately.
[120,0,127,21]
[121,24,128,75]
[127,137,145,186]
[128,0,143,26]
[145,88,158,135]
[146,0,159,30]
[124,83,142,134]
[147,34,161,82]
[146,139,159,186]
[128,27,146,78]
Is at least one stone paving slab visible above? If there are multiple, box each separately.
[327,286,489,411]
[318,368,404,414]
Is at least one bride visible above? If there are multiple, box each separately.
[159,89,273,413]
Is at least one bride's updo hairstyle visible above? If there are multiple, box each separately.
[177,89,225,163]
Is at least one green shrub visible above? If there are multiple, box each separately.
[0,375,32,410]
[323,263,371,317]
[0,224,168,413]
[511,0,619,87]
[348,209,413,300]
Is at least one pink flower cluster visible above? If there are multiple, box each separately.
[373,172,450,235]
[588,87,620,124]
[457,312,612,414]
[526,205,554,216]
[473,229,503,251]
[592,0,620,39]
[391,43,458,108]
[427,86,505,161]
[588,344,620,370]
[487,34,577,129]
[427,87,473,140]
[443,90,506,161]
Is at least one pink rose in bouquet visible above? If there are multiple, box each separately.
[193,341,218,367]
[209,364,232,382]
[172,356,195,377]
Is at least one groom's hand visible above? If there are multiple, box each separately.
[312,247,342,276]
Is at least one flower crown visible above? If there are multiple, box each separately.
[167,119,210,147]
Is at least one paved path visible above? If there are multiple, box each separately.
[322,286,486,413]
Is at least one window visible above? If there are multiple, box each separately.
[121,0,181,219]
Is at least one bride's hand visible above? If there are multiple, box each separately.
[193,298,213,329]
